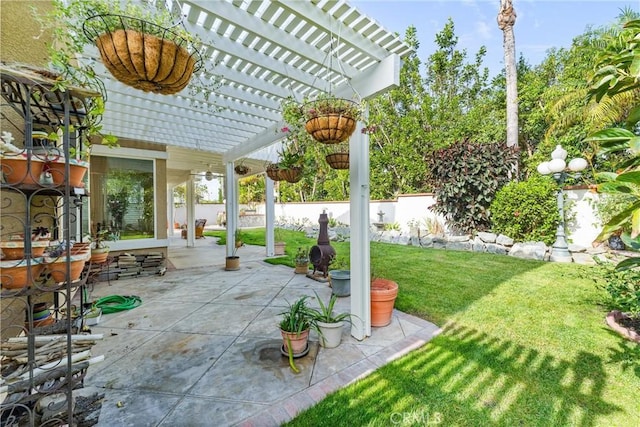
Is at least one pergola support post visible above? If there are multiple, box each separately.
[350,119,371,340]
[265,176,275,257]
[225,162,238,253]
[186,178,196,247]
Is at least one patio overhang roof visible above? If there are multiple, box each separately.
[92,0,413,181]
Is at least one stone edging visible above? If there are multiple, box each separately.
[605,310,640,343]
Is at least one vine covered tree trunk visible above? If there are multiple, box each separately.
[498,0,519,151]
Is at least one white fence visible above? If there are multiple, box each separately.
[173,189,601,247]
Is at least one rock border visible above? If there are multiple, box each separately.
[605,310,640,344]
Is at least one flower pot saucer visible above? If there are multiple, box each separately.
[280,343,309,358]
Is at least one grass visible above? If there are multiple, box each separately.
[205,229,640,425]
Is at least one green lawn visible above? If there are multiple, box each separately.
[204,229,640,425]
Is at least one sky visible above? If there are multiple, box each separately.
[351,0,639,77]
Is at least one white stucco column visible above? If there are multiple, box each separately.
[350,118,371,340]
[167,186,175,237]
[265,175,275,257]
[186,178,196,247]
[225,162,238,254]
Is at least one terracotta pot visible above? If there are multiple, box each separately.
[1,156,44,185]
[274,241,286,256]
[225,256,240,271]
[49,160,89,187]
[47,259,87,283]
[281,329,310,355]
[370,278,399,327]
[0,240,49,260]
[305,114,356,144]
[95,29,197,95]
[70,242,91,255]
[91,248,110,264]
[0,262,44,290]
[325,152,349,170]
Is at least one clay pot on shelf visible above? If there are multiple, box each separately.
[1,155,45,185]
[49,159,89,187]
[0,260,45,290]
[0,240,50,260]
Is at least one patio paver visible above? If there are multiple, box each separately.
[83,236,440,426]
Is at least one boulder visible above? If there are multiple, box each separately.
[447,241,471,251]
[496,234,514,246]
[447,234,471,242]
[508,242,548,260]
[486,243,508,255]
[476,232,497,243]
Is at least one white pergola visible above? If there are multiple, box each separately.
[94,0,413,340]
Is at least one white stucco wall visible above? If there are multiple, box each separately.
[173,189,601,247]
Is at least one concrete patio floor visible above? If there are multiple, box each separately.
[83,235,440,426]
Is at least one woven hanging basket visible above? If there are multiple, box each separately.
[266,164,282,181]
[325,152,349,170]
[95,29,196,94]
[234,165,250,175]
[305,114,357,144]
[278,167,303,183]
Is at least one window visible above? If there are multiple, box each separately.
[90,156,154,240]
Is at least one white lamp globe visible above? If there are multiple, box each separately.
[551,144,568,160]
[537,162,552,175]
[548,158,566,173]
[568,157,588,172]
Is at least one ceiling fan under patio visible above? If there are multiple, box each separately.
[190,164,218,181]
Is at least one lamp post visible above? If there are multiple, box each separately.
[537,145,587,262]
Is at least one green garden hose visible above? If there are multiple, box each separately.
[94,295,142,314]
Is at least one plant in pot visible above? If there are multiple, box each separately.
[328,255,350,297]
[309,291,353,348]
[274,227,286,256]
[89,226,113,264]
[225,229,244,271]
[276,142,304,184]
[294,246,310,274]
[303,93,362,144]
[279,296,314,370]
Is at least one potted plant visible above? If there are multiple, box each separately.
[234,160,250,176]
[33,0,219,101]
[294,247,310,274]
[90,226,113,264]
[276,142,304,183]
[279,296,314,357]
[309,291,352,348]
[303,93,362,144]
[274,228,286,256]
[225,229,244,271]
[328,255,350,297]
[325,143,349,170]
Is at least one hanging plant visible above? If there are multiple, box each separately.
[265,163,282,181]
[33,0,220,101]
[324,143,349,170]
[303,94,362,144]
[234,160,250,175]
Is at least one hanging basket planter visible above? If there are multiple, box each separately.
[303,98,359,144]
[84,15,203,95]
[234,164,250,175]
[325,152,349,170]
[265,163,282,181]
[278,166,303,183]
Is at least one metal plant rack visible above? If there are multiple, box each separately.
[0,64,100,426]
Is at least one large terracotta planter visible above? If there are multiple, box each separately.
[95,29,197,95]
[281,329,310,355]
[305,114,357,144]
[370,278,399,327]
[1,156,44,185]
[45,256,88,283]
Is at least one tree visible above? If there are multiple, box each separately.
[497,0,519,150]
